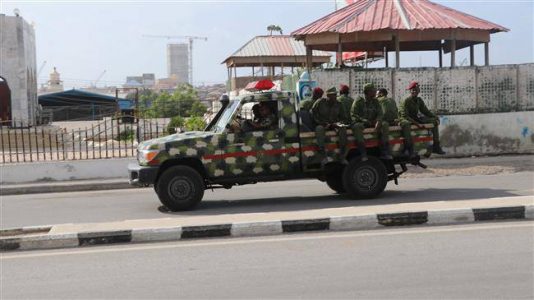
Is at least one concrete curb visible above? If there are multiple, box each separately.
[1,204,532,252]
[0,180,133,196]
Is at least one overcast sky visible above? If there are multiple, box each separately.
[2,0,532,89]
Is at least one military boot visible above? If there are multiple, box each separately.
[403,142,417,159]
[357,141,368,161]
[380,142,393,160]
[432,143,446,155]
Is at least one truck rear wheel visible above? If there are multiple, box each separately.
[342,157,387,198]
[325,169,346,194]
[156,165,205,211]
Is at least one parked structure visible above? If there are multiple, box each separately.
[223,35,331,91]
[292,0,508,69]
[0,13,38,125]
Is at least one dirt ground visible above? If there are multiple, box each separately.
[403,155,534,178]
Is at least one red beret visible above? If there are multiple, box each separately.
[313,87,324,95]
[339,84,349,93]
[406,81,419,90]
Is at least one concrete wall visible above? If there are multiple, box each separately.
[0,14,38,124]
[440,111,534,156]
[312,63,534,114]
[0,158,135,184]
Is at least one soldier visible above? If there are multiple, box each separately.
[312,87,343,165]
[299,87,323,131]
[351,83,392,160]
[337,84,354,124]
[399,82,445,154]
[377,88,415,158]
[300,87,323,111]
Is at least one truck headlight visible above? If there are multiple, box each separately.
[138,150,160,165]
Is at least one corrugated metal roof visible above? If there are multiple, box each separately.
[225,35,331,59]
[292,0,508,36]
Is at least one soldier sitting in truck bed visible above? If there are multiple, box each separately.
[351,83,392,160]
[399,81,445,155]
[311,87,344,166]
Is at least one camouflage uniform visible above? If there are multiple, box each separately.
[379,95,414,157]
[399,95,440,146]
[337,94,354,125]
[312,88,343,164]
[300,97,317,111]
[351,96,388,143]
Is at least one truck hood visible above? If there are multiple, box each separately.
[139,131,217,151]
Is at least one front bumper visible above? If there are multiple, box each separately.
[128,163,159,186]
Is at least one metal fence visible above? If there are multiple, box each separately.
[0,115,170,164]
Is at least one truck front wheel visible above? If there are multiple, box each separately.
[156,165,205,211]
[342,157,387,198]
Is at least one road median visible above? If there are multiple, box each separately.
[2,201,532,252]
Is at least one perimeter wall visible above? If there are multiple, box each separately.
[311,63,534,156]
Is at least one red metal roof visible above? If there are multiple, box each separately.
[225,35,331,59]
[293,0,508,36]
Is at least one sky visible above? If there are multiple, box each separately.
[1,0,533,89]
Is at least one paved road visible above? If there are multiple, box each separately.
[1,172,533,229]
[2,222,533,299]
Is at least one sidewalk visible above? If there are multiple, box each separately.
[0,178,132,196]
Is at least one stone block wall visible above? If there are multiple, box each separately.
[0,14,38,124]
[311,63,534,115]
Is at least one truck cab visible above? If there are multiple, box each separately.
[129,84,433,211]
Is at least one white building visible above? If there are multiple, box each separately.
[167,43,189,84]
[0,13,38,124]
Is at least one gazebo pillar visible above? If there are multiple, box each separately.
[484,42,489,66]
[252,66,255,79]
[438,47,443,68]
[450,39,456,67]
[336,41,343,67]
[470,45,475,66]
[384,46,388,68]
[394,34,400,69]
[306,46,313,73]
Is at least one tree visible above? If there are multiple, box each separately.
[188,101,208,117]
[184,116,206,131]
[166,116,185,134]
[267,25,283,36]
[151,84,199,118]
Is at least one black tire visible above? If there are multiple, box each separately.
[155,165,205,211]
[342,157,387,198]
[325,171,346,194]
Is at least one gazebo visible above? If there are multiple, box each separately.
[292,0,508,69]
[223,35,331,90]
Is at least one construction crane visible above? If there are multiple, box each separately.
[37,61,47,76]
[142,34,208,85]
[92,70,106,88]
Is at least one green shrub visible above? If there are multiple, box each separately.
[117,128,135,141]
[167,116,185,134]
[184,116,206,131]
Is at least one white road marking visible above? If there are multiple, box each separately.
[2,221,532,260]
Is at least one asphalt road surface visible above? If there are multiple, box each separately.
[2,222,533,299]
[1,172,533,229]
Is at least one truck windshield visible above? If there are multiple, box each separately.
[211,100,240,133]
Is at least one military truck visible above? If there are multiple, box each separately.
[128,85,433,211]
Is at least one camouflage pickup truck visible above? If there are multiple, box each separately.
[128,90,433,211]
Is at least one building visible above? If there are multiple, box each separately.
[124,73,156,88]
[0,13,38,125]
[167,43,189,84]
[39,67,64,94]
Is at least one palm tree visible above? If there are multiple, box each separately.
[267,25,283,36]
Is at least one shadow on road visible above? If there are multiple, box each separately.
[158,187,521,216]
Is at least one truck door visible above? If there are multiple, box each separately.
[224,97,300,178]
